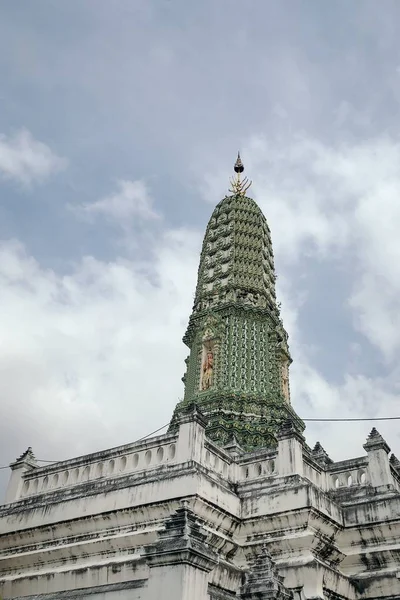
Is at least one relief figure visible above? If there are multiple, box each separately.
[281,361,290,402]
[201,350,214,390]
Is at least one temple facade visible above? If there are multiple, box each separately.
[1,157,400,600]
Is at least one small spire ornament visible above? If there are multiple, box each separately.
[229,152,252,196]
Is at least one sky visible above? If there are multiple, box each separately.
[1,0,400,497]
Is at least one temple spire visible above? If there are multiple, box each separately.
[228,152,252,196]
[170,156,304,451]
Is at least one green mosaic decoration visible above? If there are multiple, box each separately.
[170,156,304,451]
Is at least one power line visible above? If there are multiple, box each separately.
[303,416,400,422]
[134,422,170,442]
[0,423,170,470]
[1,416,400,471]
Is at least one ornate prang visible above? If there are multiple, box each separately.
[363,428,391,454]
[170,157,304,451]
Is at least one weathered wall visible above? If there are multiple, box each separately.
[1,414,400,600]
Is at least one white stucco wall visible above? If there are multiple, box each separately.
[1,417,400,600]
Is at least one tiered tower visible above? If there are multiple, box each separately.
[171,155,303,450]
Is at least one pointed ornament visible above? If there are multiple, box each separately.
[229,152,252,196]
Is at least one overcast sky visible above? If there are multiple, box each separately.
[1,1,400,497]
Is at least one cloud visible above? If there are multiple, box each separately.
[73,180,160,225]
[0,227,201,496]
[236,134,400,365]
[0,129,67,185]
[277,276,400,457]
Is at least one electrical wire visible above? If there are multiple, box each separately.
[303,416,400,422]
[1,415,400,470]
[0,423,170,469]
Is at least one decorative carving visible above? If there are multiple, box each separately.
[201,349,214,390]
[312,441,333,466]
[277,418,305,444]
[145,502,218,572]
[363,428,391,454]
[224,433,244,456]
[15,447,36,464]
[390,453,400,472]
[202,315,217,341]
[241,545,293,599]
[281,360,290,403]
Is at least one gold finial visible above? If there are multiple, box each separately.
[229,152,252,195]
